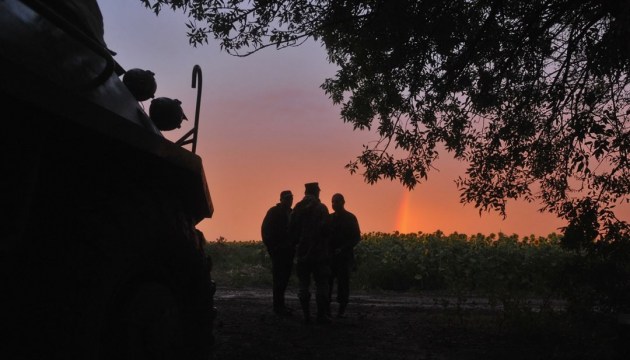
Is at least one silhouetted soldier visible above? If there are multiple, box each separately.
[329,193,361,318]
[261,190,295,316]
[289,182,331,324]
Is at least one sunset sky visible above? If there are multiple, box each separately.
[96,0,628,241]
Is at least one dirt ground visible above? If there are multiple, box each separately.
[209,287,570,360]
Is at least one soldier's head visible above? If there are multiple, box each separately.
[279,190,293,208]
[332,193,345,212]
[304,182,320,198]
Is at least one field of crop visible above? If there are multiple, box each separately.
[205,231,630,313]
[205,232,630,359]
[205,231,575,313]
[206,231,570,293]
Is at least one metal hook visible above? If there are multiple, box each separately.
[176,65,203,153]
[191,65,202,154]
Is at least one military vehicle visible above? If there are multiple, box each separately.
[1,1,216,359]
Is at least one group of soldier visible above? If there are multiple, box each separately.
[261,182,361,324]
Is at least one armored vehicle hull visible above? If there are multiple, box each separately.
[1,1,215,359]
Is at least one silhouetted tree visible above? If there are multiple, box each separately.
[140,0,630,240]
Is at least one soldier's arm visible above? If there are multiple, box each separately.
[319,204,331,238]
[337,213,361,255]
[287,208,300,246]
[350,214,361,248]
[261,208,276,249]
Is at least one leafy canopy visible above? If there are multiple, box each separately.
[140,0,630,239]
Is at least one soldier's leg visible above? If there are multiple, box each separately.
[275,252,294,313]
[328,257,340,317]
[314,261,332,323]
[336,259,351,317]
[271,255,284,311]
[280,252,294,294]
[296,261,312,322]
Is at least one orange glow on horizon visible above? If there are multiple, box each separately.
[396,190,412,233]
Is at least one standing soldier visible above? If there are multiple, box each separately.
[289,182,331,324]
[261,190,294,316]
[329,193,361,318]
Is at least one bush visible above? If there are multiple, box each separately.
[204,239,273,287]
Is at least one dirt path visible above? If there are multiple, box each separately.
[209,287,556,360]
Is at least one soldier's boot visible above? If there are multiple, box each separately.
[316,307,331,324]
[298,291,311,324]
[301,302,311,323]
[316,296,332,324]
[337,302,347,318]
[273,293,292,316]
